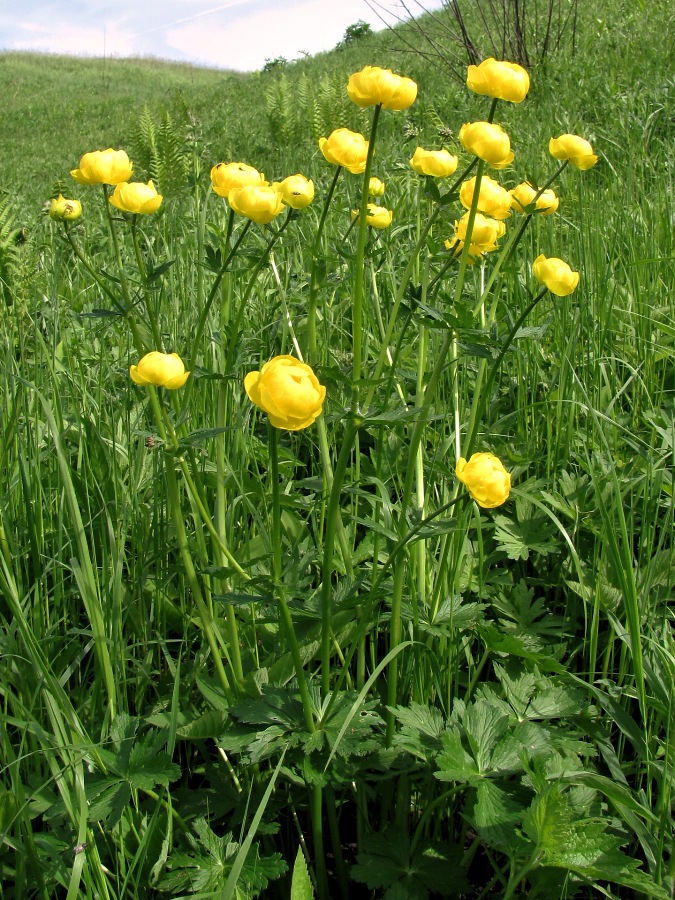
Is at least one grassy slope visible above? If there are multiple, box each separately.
[1,0,673,213]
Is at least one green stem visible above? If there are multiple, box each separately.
[130,217,163,350]
[307,165,343,364]
[320,422,359,694]
[351,104,382,414]
[464,286,548,458]
[184,216,252,379]
[268,425,316,734]
[322,492,468,721]
[164,443,234,704]
[385,160,487,745]
[102,186,147,356]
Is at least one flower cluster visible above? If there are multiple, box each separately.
[70,148,163,215]
[446,212,506,262]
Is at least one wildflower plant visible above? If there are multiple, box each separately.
[21,39,671,900]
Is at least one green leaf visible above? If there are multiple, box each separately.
[435,729,480,784]
[350,827,467,898]
[523,785,669,898]
[493,513,558,560]
[290,847,314,900]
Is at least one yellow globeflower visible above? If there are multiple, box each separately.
[368,177,386,197]
[130,352,190,390]
[347,65,417,110]
[532,254,579,296]
[409,147,459,178]
[245,355,326,431]
[459,175,512,220]
[466,58,530,103]
[210,162,267,198]
[228,185,285,224]
[510,182,559,215]
[272,174,315,209]
[459,122,514,169]
[445,212,506,261]
[351,204,393,229]
[110,180,163,215]
[549,134,598,170]
[71,148,133,185]
[456,452,511,508]
[319,128,369,175]
[49,195,82,222]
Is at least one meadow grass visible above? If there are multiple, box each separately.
[1,1,674,897]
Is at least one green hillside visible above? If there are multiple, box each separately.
[1,1,674,897]
[1,0,672,214]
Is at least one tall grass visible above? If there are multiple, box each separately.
[1,1,674,897]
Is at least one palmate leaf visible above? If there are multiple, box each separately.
[523,785,669,898]
[391,702,446,761]
[492,512,558,560]
[85,715,180,828]
[158,818,286,896]
[350,826,467,898]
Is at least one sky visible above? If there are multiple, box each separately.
[0,0,446,72]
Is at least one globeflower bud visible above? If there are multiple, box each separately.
[459,175,511,220]
[210,162,267,198]
[466,58,530,103]
[459,122,514,169]
[245,355,326,431]
[272,174,314,209]
[510,182,559,215]
[351,204,393,229]
[409,147,459,178]
[319,129,369,175]
[368,177,385,197]
[70,148,133,185]
[456,452,511,508]
[347,65,417,110]
[49,195,82,222]
[549,134,598,170]
[130,352,190,390]
[532,254,579,296]
[228,185,285,224]
[109,180,163,215]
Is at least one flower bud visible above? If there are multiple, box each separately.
[459,122,514,169]
[49,194,82,222]
[210,162,267,198]
[245,355,326,431]
[71,148,133,185]
[466,58,530,103]
[409,147,459,178]
[347,66,417,110]
[109,180,162,214]
[351,204,393,229]
[509,182,559,215]
[549,134,598,170]
[319,129,369,175]
[272,174,314,209]
[532,254,579,296]
[228,185,285,224]
[130,352,190,390]
[459,175,511,220]
[368,177,385,197]
[456,452,511,508]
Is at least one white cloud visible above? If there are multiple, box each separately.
[2,0,445,68]
[164,0,440,70]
